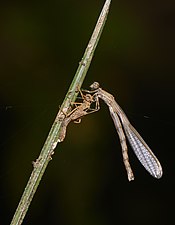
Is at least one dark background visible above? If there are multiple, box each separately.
[0,0,175,224]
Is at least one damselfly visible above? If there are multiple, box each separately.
[85,82,163,181]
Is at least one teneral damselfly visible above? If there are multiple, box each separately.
[87,82,163,181]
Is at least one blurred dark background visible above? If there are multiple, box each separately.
[0,0,175,224]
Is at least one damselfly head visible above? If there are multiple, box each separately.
[90,82,100,90]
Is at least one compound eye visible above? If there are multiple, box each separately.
[90,82,100,90]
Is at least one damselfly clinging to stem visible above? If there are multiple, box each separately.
[84,82,163,181]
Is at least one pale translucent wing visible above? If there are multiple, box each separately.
[111,100,163,179]
[123,123,163,178]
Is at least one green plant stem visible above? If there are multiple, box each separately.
[10,1,111,224]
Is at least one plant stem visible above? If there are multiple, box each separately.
[10,0,111,224]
